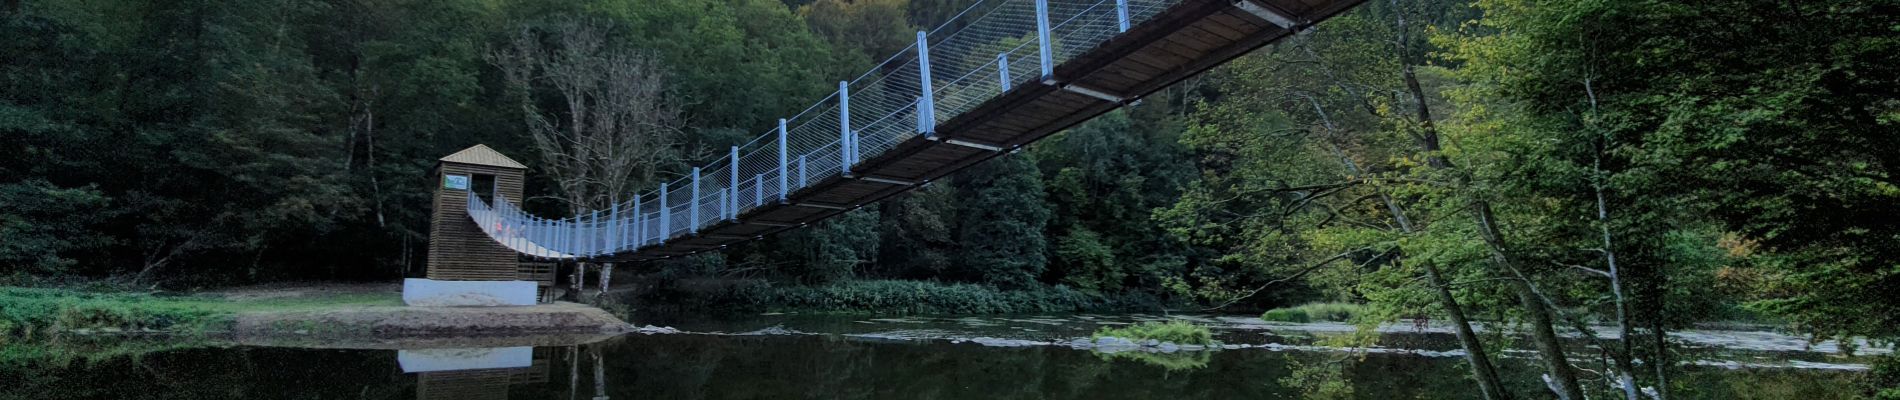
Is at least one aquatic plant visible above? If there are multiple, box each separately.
[1260,302,1366,323]
[1091,320,1216,345]
[1093,349,1212,371]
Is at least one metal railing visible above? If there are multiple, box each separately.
[470,0,1181,259]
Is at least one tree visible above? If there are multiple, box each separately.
[489,19,687,212]
[954,153,1050,288]
[799,0,915,69]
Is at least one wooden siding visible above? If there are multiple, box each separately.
[426,162,527,281]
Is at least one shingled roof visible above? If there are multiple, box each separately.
[438,144,527,169]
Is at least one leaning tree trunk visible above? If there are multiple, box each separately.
[1396,56,1586,398]
[1312,95,1512,399]
[1475,202,1587,400]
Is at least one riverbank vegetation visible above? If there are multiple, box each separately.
[4,0,1897,397]
[643,279,1162,315]
[0,287,397,338]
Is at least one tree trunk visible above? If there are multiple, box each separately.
[1651,319,1671,399]
[1311,97,1510,399]
[1475,203,1587,400]
[1424,260,1513,400]
[591,345,607,399]
[595,262,613,303]
[1395,48,1585,398]
[570,262,587,302]
[1598,146,1640,400]
[1587,76,1650,400]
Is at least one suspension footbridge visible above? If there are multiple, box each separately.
[466,0,1364,263]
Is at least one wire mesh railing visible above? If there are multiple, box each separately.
[467,0,1184,259]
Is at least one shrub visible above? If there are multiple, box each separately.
[1092,320,1216,345]
[1261,302,1366,323]
[1872,353,1900,400]
[0,288,219,334]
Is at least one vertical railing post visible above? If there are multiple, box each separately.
[754,173,765,207]
[588,210,599,257]
[728,146,739,219]
[660,182,670,242]
[916,31,936,138]
[690,167,701,233]
[609,202,620,254]
[777,118,789,201]
[1036,0,1054,83]
[638,193,646,246]
[838,81,853,176]
[998,53,1012,91]
[798,155,809,187]
[1117,0,1130,32]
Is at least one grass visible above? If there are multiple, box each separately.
[1260,302,1367,323]
[0,287,398,337]
[1091,320,1217,345]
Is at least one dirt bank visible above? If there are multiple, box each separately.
[231,301,632,338]
[195,282,634,338]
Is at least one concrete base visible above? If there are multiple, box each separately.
[403,278,537,307]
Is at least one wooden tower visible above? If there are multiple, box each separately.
[426,144,528,281]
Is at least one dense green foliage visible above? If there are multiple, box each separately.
[1091,320,1216,345]
[6,0,1899,395]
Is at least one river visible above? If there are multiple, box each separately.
[4,312,1877,399]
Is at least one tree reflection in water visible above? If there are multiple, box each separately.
[0,334,1871,399]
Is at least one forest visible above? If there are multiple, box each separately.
[3,0,1897,397]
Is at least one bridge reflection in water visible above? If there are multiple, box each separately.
[403,345,611,400]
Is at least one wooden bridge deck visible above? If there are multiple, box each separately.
[618,0,1364,261]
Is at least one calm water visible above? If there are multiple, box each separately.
[2,312,1874,399]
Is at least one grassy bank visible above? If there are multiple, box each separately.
[645,279,1166,315]
[0,286,397,338]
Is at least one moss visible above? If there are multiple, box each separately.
[1091,320,1216,345]
[1260,302,1366,323]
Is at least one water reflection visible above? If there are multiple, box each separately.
[0,329,1874,399]
[400,347,546,400]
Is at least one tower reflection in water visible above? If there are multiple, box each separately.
[399,344,608,400]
